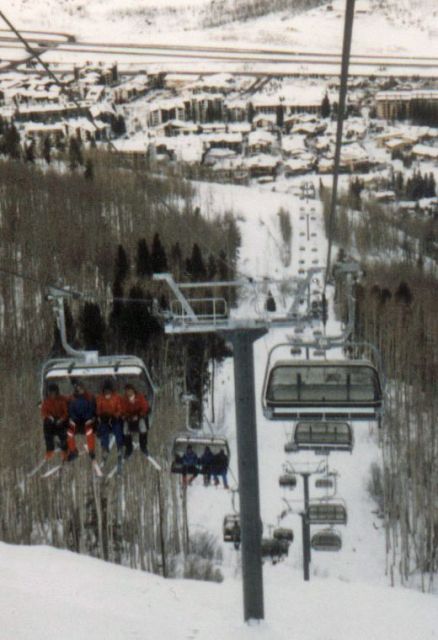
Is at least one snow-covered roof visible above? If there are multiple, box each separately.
[412,144,438,159]
[201,132,242,144]
[376,89,438,101]
[112,138,147,153]
[253,113,277,124]
[248,130,275,145]
[281,135,307,155]
[228,123,251,134]
[244,154,279,168]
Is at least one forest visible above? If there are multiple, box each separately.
[324,185,438,590]
[0,155,240,580]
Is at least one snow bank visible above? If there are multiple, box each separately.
[0,542,436,640]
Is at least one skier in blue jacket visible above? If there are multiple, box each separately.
[182,445,199,486]
[67,381,97,460]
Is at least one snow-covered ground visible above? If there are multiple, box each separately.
[1,541,437,640]
[4,0,438,57]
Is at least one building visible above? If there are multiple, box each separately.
[376,90,438,120]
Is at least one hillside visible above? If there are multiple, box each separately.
[1,542,437,640]
[4,0,438,55]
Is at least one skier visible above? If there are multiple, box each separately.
[200,445,214,486]
[212,448,229,489]
[96,380,124,463]
[67,380,96,461]
[41,383,69,462]
[121,384,150,458]
[181,444,199,486]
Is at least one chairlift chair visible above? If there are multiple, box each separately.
[293,421,354,453]
[170,434,230,474]
[315,477,334,489]
[42,355,156,410]
[263,358,382,421]
[308,501,347,525]
[261,538,289,561]
[223,514,240,543]
[273,527,294,542]
[279,472,297,489]
[311,528,342,552]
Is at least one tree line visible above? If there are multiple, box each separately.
[0,155,239,579]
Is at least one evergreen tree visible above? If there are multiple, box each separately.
[395,281,413,306]
[43,136,51,164]
[188,243,207,281]
[266,290,276,312]
[2,125,20,159]
[114,244,130,283]
[426,172,436,198]
[80,302,106,352]
[112,115,126,136]
[170,242,183,277]
[217,249,229,281]
[25,141,35,163]
[151,233,168,273]
[321,92,331,118]
[247,102,255,123]
[121,286,161,350]
[84,158,94,181]
[68,136,83,170]
[276,104,284,129]
[136,238,152,277]
[207,254,217,280]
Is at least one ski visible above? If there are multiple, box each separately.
[92,460,104,478]
[27,459,49,478]
[106,464,119,479]
[143,454,162,471]
[41,464,63,478]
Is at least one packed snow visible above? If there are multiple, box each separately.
[0,541,437,640]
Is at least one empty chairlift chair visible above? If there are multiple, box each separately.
[315,476,335,489]
[263,359,382,421]
[171,434,230,475]
[311,529,342,552]
[308,502,347,525]
[278,472,297,489]
[223,514,240,544]
[288,421,354,453]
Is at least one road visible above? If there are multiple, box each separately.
[1,29,438,76]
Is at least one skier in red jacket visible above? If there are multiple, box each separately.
[121,384,150,458]
[41,383,69,461]
[96,380,124,462]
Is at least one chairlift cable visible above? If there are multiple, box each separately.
[0,11,116,144]
[323,0,356,295]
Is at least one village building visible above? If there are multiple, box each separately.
[201,131,243,153]
[252,113,277,130]
[224,99,248,122]
[411,143,438,161]
[243,153,280,178]
[247,129,277,154]
[185,73,236,95]
[281,135,307,157]
[376,89,438,120]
